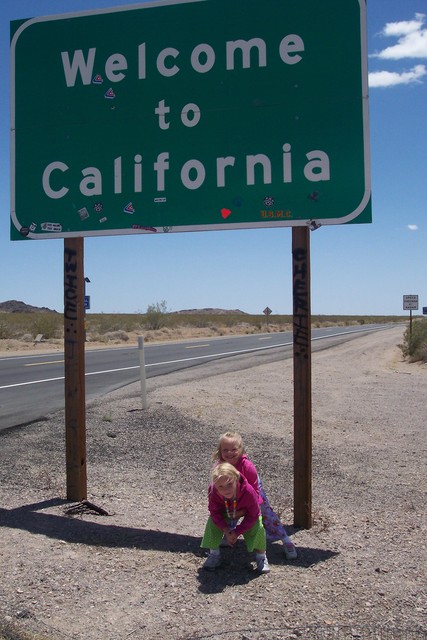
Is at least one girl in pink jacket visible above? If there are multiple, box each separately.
[201,462,270,573]
[212,431,297,560]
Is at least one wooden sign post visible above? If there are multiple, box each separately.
[64,238,87,501]
[292,226,312,529]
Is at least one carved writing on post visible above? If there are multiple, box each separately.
[64,238,87,501]
[293,246,310,359]
[64,246,78,323]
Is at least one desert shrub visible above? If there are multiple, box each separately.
[87,332,106,343]
[415,342,427,362]
[0,617,51,640]
[185,315,211,328]
[0,323,13,339]
[86,314,143,334]
[144,301,169,330]
[100,330,129,342]
[94,313,143,333]
[400,319,427,362]
[86,315,114,334]
[0,312,61,339]
[31,313,62,339]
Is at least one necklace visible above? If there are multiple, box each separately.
[224,498,237,529]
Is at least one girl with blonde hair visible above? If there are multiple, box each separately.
[212,431,297,560]
[201,462,270,573]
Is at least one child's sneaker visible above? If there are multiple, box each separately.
[283,540,297,560]
[203,552,221,571]
[256,555,270,573]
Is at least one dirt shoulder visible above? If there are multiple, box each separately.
[0,326,426,640]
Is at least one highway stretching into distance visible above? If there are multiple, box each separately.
[0,324,397,431]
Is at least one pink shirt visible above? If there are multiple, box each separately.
[208,474,261,536]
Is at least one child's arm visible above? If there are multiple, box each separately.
[234,490,260,536]
[240,458,261,501]
[207,486,229,532]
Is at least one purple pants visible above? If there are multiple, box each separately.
[259,478,290,542]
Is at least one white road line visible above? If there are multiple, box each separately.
[0,327,390,391]
[25,360,65,366]
[0,341,293,390]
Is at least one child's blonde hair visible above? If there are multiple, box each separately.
[211,431,245,463]
[212,462,240,485]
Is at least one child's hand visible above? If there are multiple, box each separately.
[224,529,238,545]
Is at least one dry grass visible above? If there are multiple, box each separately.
[0,620,51,640]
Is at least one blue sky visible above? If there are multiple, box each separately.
[1,0,426,316]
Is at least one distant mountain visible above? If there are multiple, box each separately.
[0,300,57,313]
[173,308,248,315]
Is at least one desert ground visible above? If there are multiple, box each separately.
[0,325,426,640]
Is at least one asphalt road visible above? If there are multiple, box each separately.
[0,324,395,431]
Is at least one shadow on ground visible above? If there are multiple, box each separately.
[197,539,339,593]
[0,498,201,553]
[0,499,338,577]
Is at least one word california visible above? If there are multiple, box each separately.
[42,145,330,199]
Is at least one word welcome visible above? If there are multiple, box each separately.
[61,35,305,87]
[42,144,330,199]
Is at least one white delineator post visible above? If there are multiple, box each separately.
[138,336,148,409]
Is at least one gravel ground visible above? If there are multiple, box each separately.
[0,326,426,640]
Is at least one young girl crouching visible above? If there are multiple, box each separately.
[213,431,297,560]
[201,462,270,573]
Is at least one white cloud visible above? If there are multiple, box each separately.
[383,13,425,38]
[374,13,427,60]
[408,224,419,231]
[370,14,427,88]
[369,64,426,87]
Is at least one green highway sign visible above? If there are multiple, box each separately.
[10,0,371,240]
